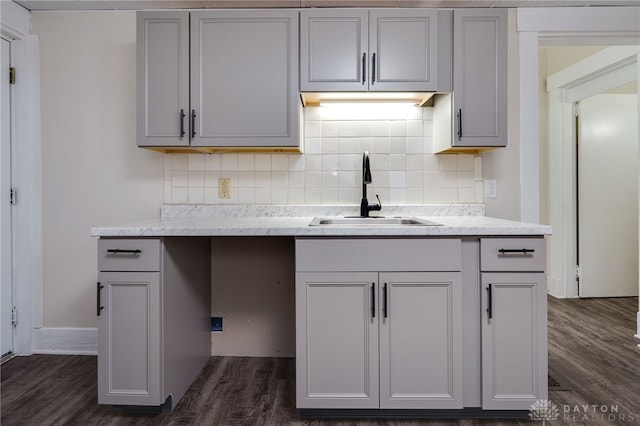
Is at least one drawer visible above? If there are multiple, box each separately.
[98,239,161,272]
[296,238,462,272]
[480,238,546,272]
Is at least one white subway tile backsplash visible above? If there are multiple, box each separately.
[457,154,475,171]
[305,155,322,171]
[188,187,205,204]
[458,171,475,188]
[272,155,289,171]
[204,154,221,171]
[237,154,254,171]
[322,121,340,137]
[164,105,484,206]
[288,155,304,172]
[440,155,457,171]
[171,154,188,171]
[188,154,204,171]
[221,154,238,170]
[389,171,407,188]
[389,121,406,137]
[172,170,188,187]
[390,188,407,204]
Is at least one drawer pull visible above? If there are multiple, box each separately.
[498,248,535,255]
[486,284,493,320]
[106,249,142,255]
[97,282,104,316]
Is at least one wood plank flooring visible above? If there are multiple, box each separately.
[2,296,639,425]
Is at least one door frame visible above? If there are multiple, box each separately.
[545,47,639,298]
[1,2,42,356]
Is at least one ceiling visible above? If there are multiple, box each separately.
[12,0,640,11]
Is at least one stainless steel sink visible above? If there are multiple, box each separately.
[308,216,442,226]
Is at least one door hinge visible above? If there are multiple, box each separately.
[573,102,581,117]
[576,265,582,282]
[11,306,17,327]
[9,187,16,205]
[9,67,15,85]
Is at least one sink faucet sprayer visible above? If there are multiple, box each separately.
[360,151,382,217]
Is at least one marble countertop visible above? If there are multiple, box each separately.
[91,205,552,237]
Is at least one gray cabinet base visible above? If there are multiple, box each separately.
[298,408,529,419]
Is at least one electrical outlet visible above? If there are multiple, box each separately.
[218,178,231,198]
[484,179,497,199]
[211,317,223,332]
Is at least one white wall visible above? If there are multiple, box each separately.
[32,11,163,328]
[482,9,521,221]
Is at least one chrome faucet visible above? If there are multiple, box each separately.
[360,151,382,217]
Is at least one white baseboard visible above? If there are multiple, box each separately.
[32,327,97,355]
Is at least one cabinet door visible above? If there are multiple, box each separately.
[379,272,463,409]
[296,272,379,409]
[191,10,300,148]
[300,9,368,92]
[98,272,162,406]
[369,9,438,91]
[137,12,189,147]
[453,9,507,147]
[481,272,547,410]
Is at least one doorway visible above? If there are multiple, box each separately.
[1,37,14,360]
[577,94,639,297]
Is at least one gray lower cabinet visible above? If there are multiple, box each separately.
[295,238,463,410]
[97,238,211,408]
[480,238,548,410]
[98,271,162,405]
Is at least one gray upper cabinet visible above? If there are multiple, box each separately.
[300,9,439,92]
[433,9,507,152]
[190,10,300,148]
[137,10,300,151]
[137,12,190,147]
[453,9,507,148]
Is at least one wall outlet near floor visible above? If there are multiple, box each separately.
[211,317,223,332]
[218,178,231,198]
[485,179,497,199]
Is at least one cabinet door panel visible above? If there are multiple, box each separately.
[300,10,368,91]
[137,12,189,147]
[296,272,379,409]
[481,272,547,410]
[370,10,438,91]
[453,9,507,147]
[379,272,463,409]
[191,11,299,147]
[98,272,162,406]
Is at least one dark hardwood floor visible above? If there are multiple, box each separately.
[2,296,639,425]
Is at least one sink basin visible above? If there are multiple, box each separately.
[308,216,442,227]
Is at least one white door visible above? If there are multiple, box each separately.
[1,37,14,358]
[578,94,639,298]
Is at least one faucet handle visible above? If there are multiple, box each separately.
[374,194,382,211]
